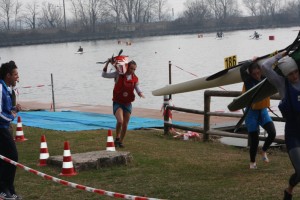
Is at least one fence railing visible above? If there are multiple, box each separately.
[163,90,285,144]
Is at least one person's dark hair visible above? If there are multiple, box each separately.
[248,62,260,74]
[0,61,17,80]
[128,60,136,67]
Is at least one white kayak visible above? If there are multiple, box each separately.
[152,66,241,96]
[152,59,266,96]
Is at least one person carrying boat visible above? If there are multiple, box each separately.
[102,58,145,148]
[261,51,300,200]
[240,60,276,169]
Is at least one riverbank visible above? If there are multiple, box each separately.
[1,24,298,48]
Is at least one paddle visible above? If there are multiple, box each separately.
[206,31,300,81]
[233,33,300,132]
[96,49,123,64]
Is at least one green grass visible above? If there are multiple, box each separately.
[9,126,298,200]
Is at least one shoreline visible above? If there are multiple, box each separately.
[18,100,238,125]
[18,100,285,141]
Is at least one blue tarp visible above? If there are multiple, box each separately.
[12,111,201,132]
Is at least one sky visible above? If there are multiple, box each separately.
[167,0,185,17]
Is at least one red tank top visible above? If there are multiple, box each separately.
[113,74,138,105]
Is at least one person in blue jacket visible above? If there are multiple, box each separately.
[261,51,300,200]
[0,61,22,200]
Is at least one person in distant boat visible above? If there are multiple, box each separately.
[102,58,145,148]
[253,31,259,39]
[78,46,83,52]
[240,60,276,170]
[261,51,300,200]
[0,61,22,200]
[216,31,223,38]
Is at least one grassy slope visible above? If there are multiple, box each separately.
[11,126,296,200]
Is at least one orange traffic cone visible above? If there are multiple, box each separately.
[15,116,27,142]
[38,135,49,166]
[60,141,77,176]
[106,129,116,151]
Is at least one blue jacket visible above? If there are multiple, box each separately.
[0,80,15,128]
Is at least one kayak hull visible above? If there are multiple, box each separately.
[227,79,278,111]
[151,58,266,96]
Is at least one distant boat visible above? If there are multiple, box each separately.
[250,32,261,40]
[216,31,224,39]
[76,46,84,54]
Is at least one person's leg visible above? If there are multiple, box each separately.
[261,121,276,162]
[0,128,18,198]
[118,103,132,147]
[262,122,276,150]
[249,131,259,167]
[245,109,259,168]
[113,102,124,140]
[120,111,131,144]
[283,132,300,199]
[285,147,300,197]
[258,109,275,162]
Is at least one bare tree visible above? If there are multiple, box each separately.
[121,0,134,23]
[39,2,63,28]
[133,0,143,23]
[207,0,239,21]
[89,0,105,32]
[243,0,259,16]
[69,0,105,32]
[104,0,122,23]
[259,0,281,19]
[0,0,15,30]
[183,0,212,23]
[288,0,300,18]
[23,1,39,29]
[14,0,22,30]
[142,0,156,22]
[259,0,276,16]
[70,0,89,29]
[156,0,169,21]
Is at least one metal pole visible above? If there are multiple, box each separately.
[63,0,66,30]
[51,73,56,112]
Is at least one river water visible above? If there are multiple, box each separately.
[1,26,299,134]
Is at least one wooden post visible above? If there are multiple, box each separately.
[203,91,211,141]
[51,73,56,112]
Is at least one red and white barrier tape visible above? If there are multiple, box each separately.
[0,154,165,200]
[19,84,51,89]
[173,65,198,77]
[172,64,227,91]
